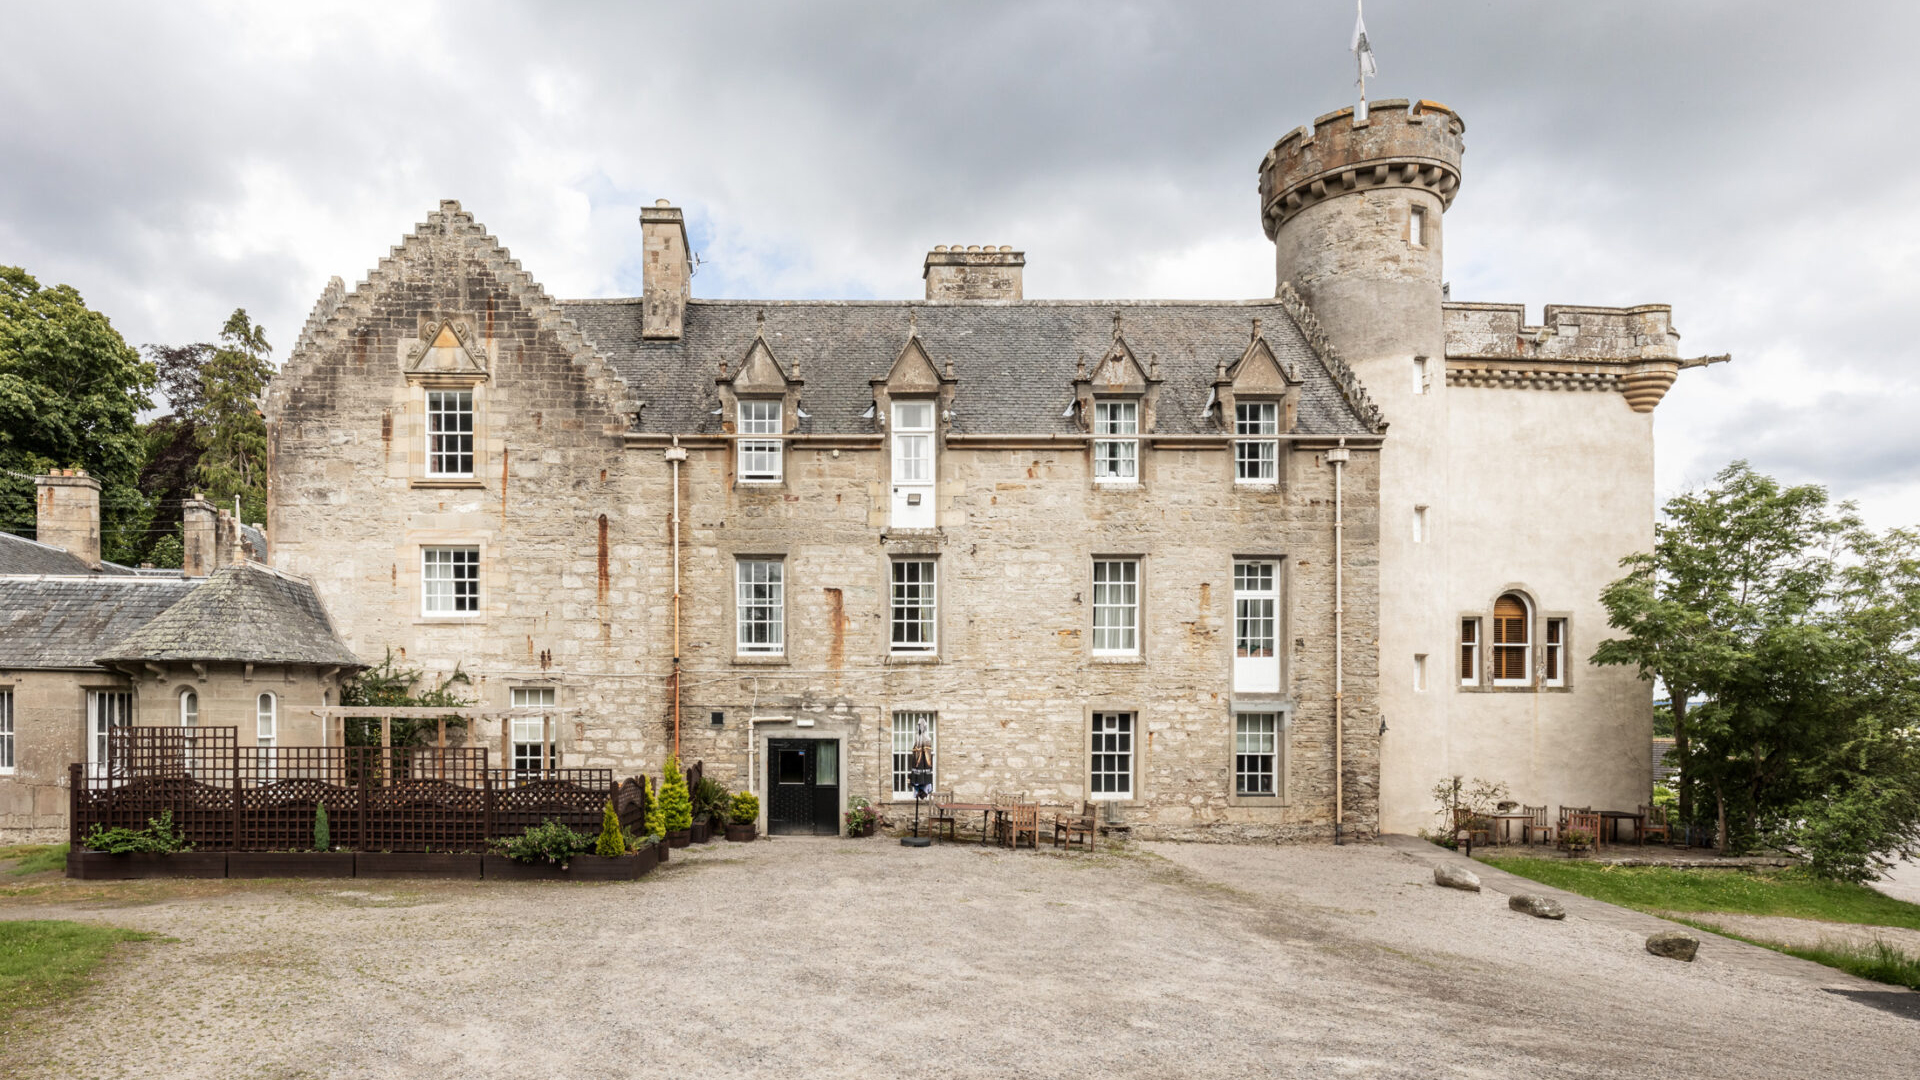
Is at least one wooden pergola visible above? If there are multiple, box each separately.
[309,706,576,772]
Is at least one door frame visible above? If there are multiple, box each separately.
[755,729,849,837]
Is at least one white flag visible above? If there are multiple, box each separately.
[1352,2,1378,81]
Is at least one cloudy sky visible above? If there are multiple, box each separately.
[3,1,1916,525]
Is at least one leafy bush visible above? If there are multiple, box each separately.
[82,811,191,855]
[658,758,694,832]
[730,791,760,827]
[493,820,593,866]
[314,803,330,852]
[846,796,876,833]
[338,648,474,747]
[1429,776,1510,835]
[594,799,627,858]
[693,776,731,823]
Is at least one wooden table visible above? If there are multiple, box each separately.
[1489,812,1535,845]
[1597,809,1645,846]
[943,802,995,845]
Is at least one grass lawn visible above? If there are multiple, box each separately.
[1481,857,1920,930]
[0,920,153,1028]
[1,843,70,876]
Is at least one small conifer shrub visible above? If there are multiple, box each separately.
[594,799,627,857]
[658,758,694,833]
[643,776,665,840]
[730,791,760,827]
[314,803,330,852]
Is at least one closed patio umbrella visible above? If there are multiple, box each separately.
[902,718,934,847]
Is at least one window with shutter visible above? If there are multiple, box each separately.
[1544,618,1567,687]
[1492,594,1530,685]
[1459,619,1479,686]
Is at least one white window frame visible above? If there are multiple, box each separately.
[1544,618,1568,688]
[86,690,132,779]
[1234,401,1279,483]
[510,686,557,774]
[256,692,278,779]
[421,546,481,617]
[180,688,198,727]
[1092,400,1139,484]
[736,558,785,656]
[1413,505,1428,543]
[1492,596,1532,686]
[1233,712,1278,797]
[1090,711,1134,800]
[425,389,475,477]
[0,689,13,774]
[890,711,936,801]
[1413,357,1430,395]
[1414,653,1429,692]
[1409,205,1426,248]
[1460,618,1480,687]
[1232,560,1279,692]
[1091,559,1140,656]
[889,559,937,655]
[737,400,784,483]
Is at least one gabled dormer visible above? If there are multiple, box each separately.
[718,313,802,484]
[1213,318,1301,434]
[1073,314,1162,487]
[872,312,954,528]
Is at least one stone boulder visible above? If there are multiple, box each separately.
[1509,893,1566,920]
[1646,930,1700,962]
[1433,864,1481,892]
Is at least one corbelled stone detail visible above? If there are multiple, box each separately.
[1260,99,1465,237]
[1274,282,1387,432]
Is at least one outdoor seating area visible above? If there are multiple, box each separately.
[909,792,1102,851]
[1451,795,1707,858]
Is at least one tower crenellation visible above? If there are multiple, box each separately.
[1259,99,1464,239]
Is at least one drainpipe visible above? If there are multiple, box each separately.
[667,440,687,763]
[1328,438,1350,845]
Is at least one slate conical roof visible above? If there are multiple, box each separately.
[95,563,364,669]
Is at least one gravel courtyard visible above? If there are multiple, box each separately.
[3,838,1916,1079]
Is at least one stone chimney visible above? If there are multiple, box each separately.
[214,509,242,570]
[181,494,217,578]
[640,199,690,340]
[33,469,101,569]
[924,245,1025,301]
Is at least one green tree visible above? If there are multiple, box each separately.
[196,310,272,525]
[658,759,694,833]
[337,649,474,747]
[0,266,155,561]
[132,341,216,563]
[1595,462,1920,878]
[594,799,627,857]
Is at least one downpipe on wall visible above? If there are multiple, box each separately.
[667,440,687,763]
[1328,439,1349,845]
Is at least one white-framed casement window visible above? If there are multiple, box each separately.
[1459,618,1480,687]
[1232,560,1279,692]
[1091,559,1140,656]
[737,400,784,483]
[426,389,475,477]
[1234,402,1278,483]
[0,689,14,774]
[890,559,937,654]
[256,692,278,779]
[1409,205,1427,248]
[1092,400,1139,484]
[1090,711,1134,800]
[736,558,785,656]
[890,711,936,800]
[1492,594,1531,685]
[1544,618,1568,687]
[180,688,198,726]
[510,686,557,774]
[422,547,481,616]
[1234,712,1278,797]
[890,399,937,528]
[86,690,132,779]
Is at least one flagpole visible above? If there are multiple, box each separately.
[1355,0,1369,122]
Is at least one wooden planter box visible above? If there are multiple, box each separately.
[690,820,710,844]
[656,838,670,863]
[227,852,356,879]
[667,829,692,849]
[848,820,876,838]
[725,823,758,842]
[68,850,228,879]
[355,852,484,879]
[481,852,649,881]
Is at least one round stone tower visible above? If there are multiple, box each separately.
[1261,99,1467,834]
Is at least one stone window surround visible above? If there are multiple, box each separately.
[888,709,937,802]
[1089,555,1146,663]
[1231,398,1282,487]
[1457,586,1573,694]
[732,552,789,664]
[887,556,939,659]
[1090,397,1144,488]
[735,398,785,485]
[409,378,487,490]
[508,684,561,772]
[1230,555,1288,694]
[412,536,490,624]
[1083,703,1141,804]
[1225,703,1292,807]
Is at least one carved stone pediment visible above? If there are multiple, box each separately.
[1213,321,1301,432]
[728,335,796,395]
[405,319,489,382]
[882,335,945,394]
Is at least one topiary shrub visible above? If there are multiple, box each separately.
[314,803,330,852]
[594,798,627,857]
[658,758,694,833]
[730,791,760,827]
[643,776,665,841]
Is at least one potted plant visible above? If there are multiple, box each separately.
[72,811,225,879]
[484,819,591,880]
[1563,827,1595,857]
[643,775,669,863]
[725,791,760,842]
[845,796,877,838]
[692,776,730,843]
[659,758,694,848]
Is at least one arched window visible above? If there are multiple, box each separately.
[180,689,198,726]
[1492,594,1531,685]
[256,692,278,779]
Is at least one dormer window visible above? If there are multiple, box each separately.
[1234,402,1278,483]
[426,390,475,477]
[1093,400,1139,484]
[737,400,783,483]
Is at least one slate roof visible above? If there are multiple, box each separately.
[0,531,138,577]
[97,563,363,669]
[562,299,1378,437]
[0,576,197,669]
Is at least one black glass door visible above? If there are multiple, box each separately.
[766,739,840,835]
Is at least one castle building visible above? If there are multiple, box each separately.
[1,97,1717,843]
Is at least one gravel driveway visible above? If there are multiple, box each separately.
[2,838,1916,1079]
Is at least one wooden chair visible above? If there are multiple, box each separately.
[1451,807,1492,855]
[929,791,958,841]
[1053,801,1097,850]
[1521,804,1553,846]
[1002,803,1040,850]
[1640,803,1671,845]
[1563,811,1602,852]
